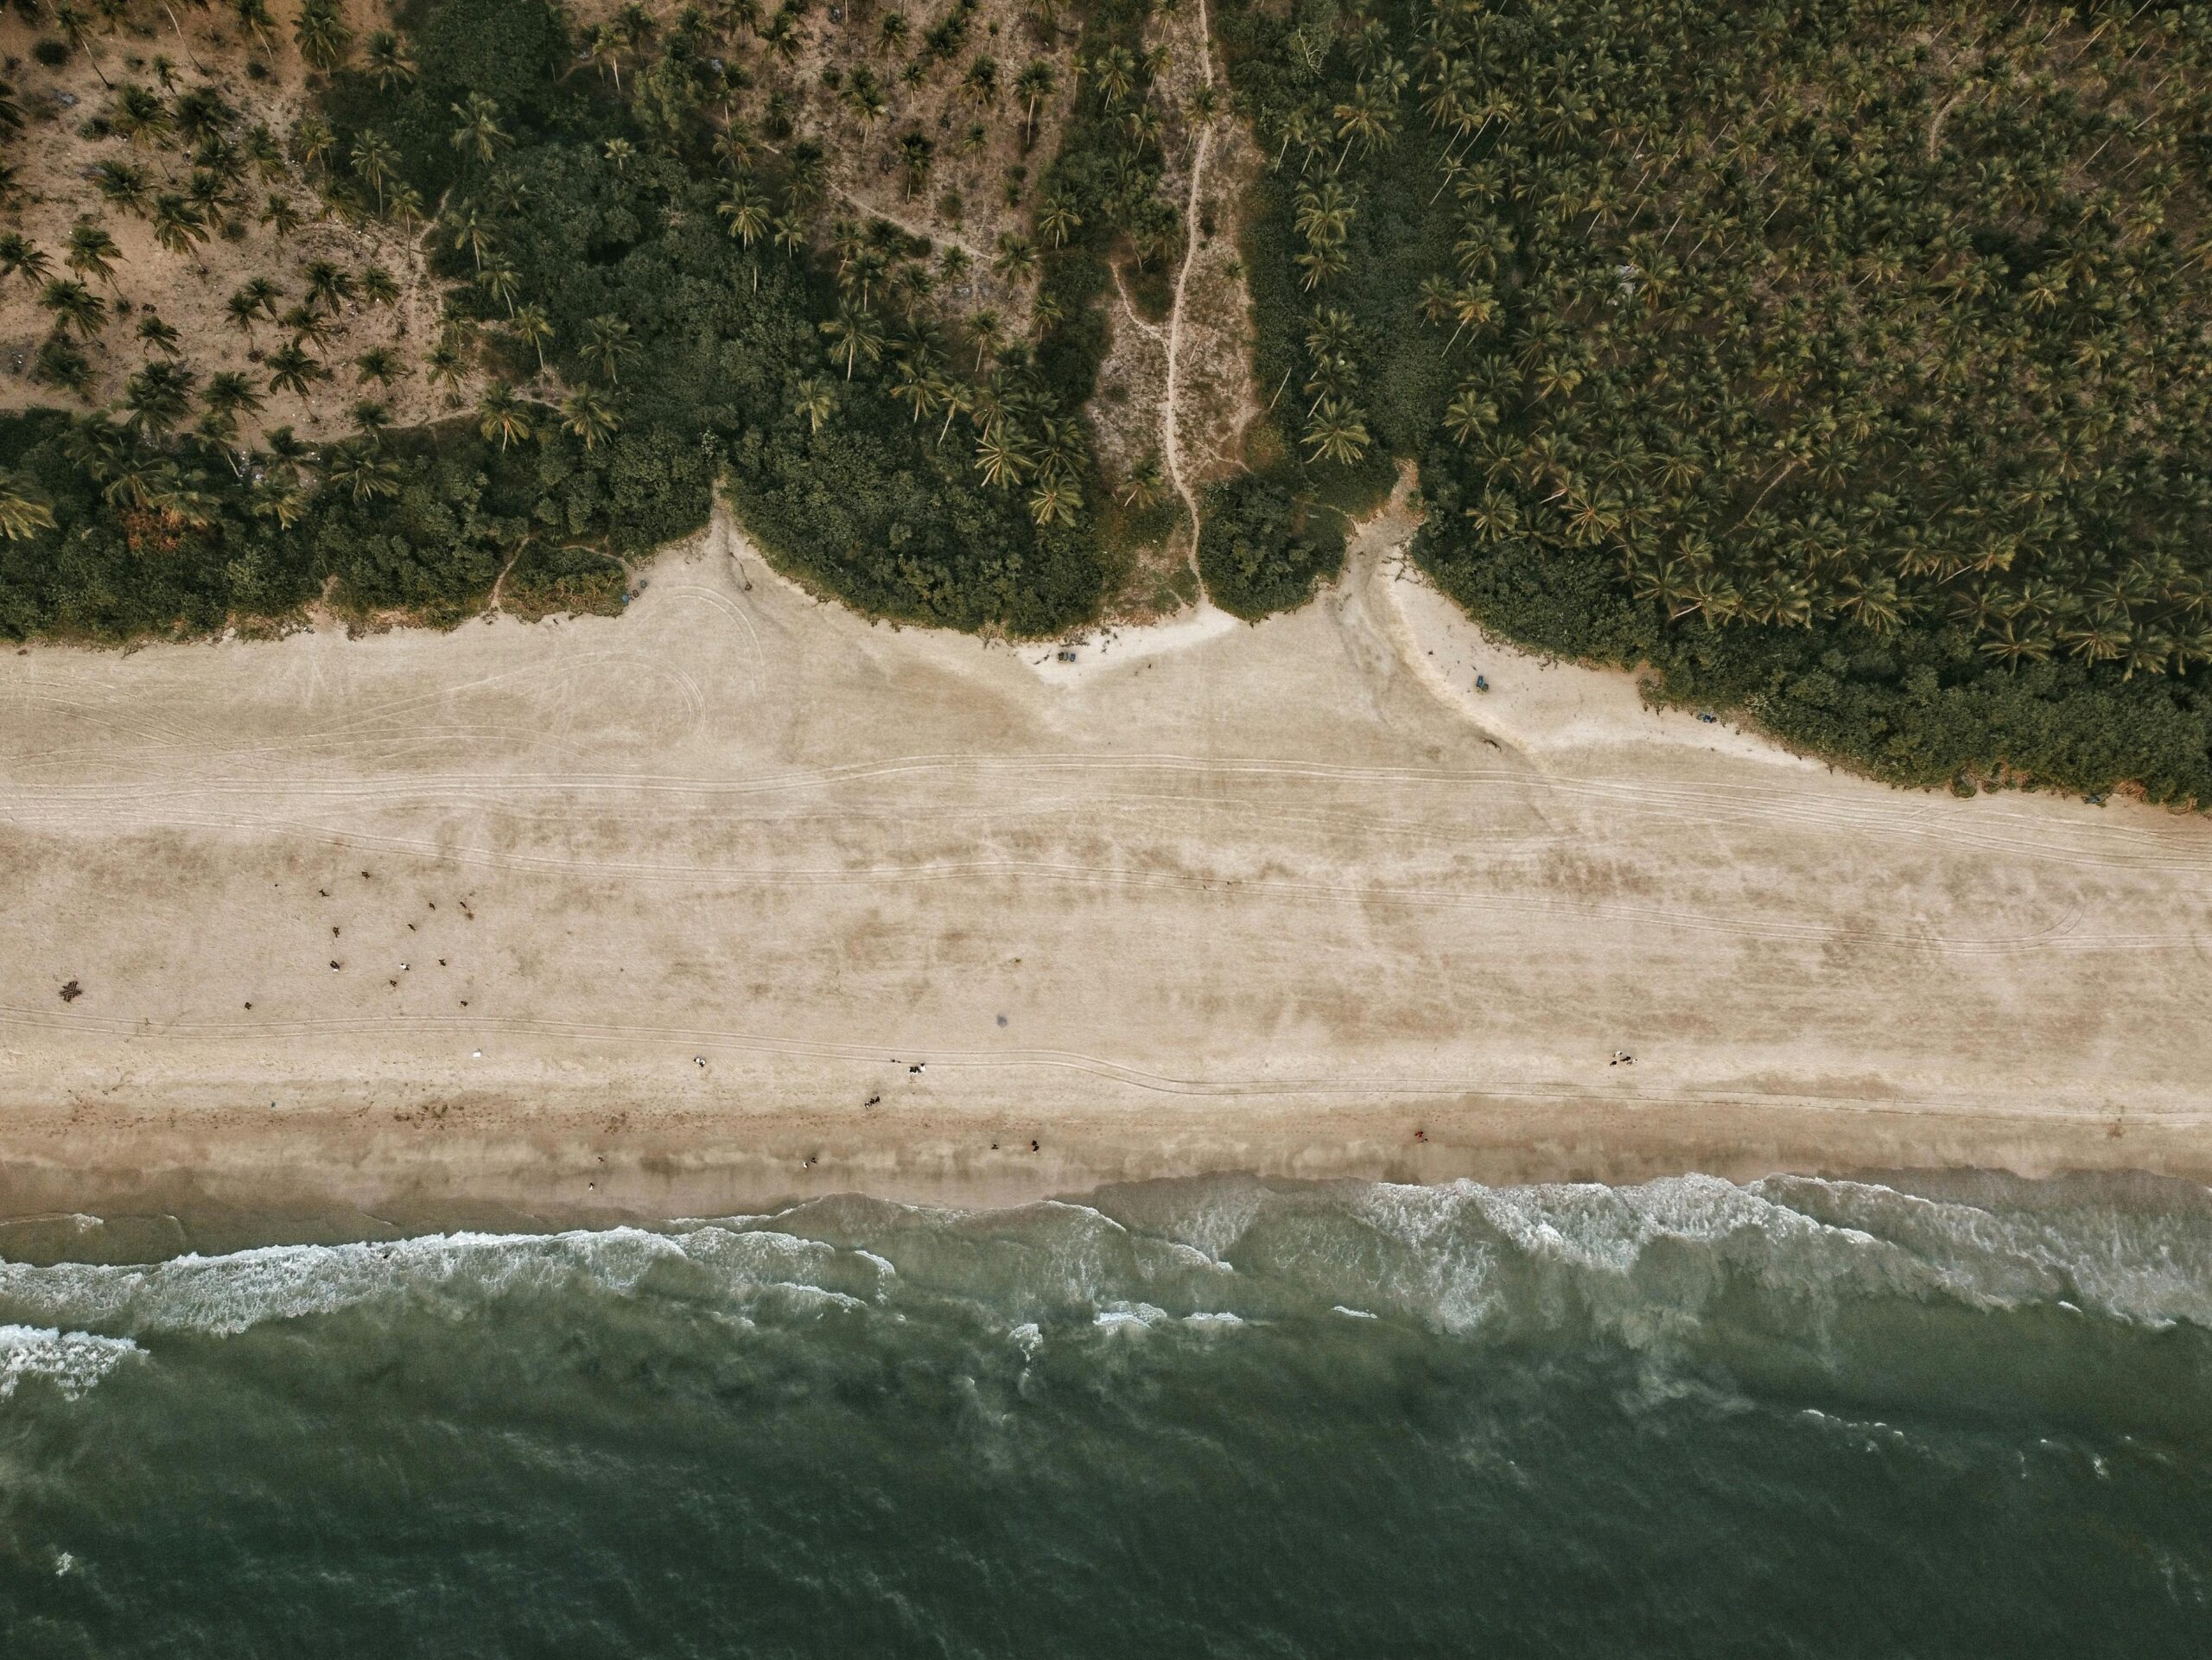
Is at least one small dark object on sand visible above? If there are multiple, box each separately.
[1029,1140,1040,1153]
[1475,675,1489,692]
[1697,711,1717,723]
[59,979,82,1003]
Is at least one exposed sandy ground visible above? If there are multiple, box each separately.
[0,2,466,439]
[3,493,2211,1232]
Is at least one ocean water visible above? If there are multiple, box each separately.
[0,1172,2207,1657]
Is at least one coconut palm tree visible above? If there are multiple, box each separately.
[972,421,1035,489]
[137,315,184,355]
[92,162,152,216]
[993,233,1038,284]
[326,442,401,501]
[124,360,196,436]
[791,375,834,434]
[559,387,620,450]
[821,306,885,378]
[580,315,635,385]
[1303,398,1370,467]
[350,130,398,214]
[1116,456,1164,510]
[364,29,416,90]
[353,346,404,386]
[448,203,497,271]
[294,0,351,72]
[203,370,264,425]
[477,382,532,451]
[0,233,51,289]
[1016,60,1058,145]
[449,94,511,168]
[111,83,174,149]
[149,194,208,255]
[40,278,107,340]
[474,258,521,316]
[302,260,356,314]
[54,4,113,88]
[265,342,322,406]
[897,131,935,200]
[0,470,54,540]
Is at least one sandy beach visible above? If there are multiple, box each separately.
[3,498,2209,1233]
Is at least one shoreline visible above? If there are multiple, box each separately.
[5,501,2210,1243]
[3,1078,2204,1251]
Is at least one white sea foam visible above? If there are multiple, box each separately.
[0,1324,140,1402]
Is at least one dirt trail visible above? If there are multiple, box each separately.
[1159,0,1220,580]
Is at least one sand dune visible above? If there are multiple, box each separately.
[3,498,2209,1231]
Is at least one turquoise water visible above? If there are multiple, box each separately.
[0,1171,2208,1656]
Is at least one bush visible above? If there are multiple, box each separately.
[1198,473,1344,620]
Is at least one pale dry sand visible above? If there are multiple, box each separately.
[3,497,2210,1231]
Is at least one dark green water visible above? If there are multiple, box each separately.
[1,1171,2208,1657]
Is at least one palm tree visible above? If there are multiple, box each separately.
[477,382,532,451]
[149,194,207,255]
[510,304,554,372]
[449,203,496,270]
[719,184,770,258]
[559,387,620,450]
[294,0,351,73]
[354,346,404,386]
[449,94,511,168]
[426,340,467,399]
[124,360,196,436]
[111,83,174,149]
[1015,60,1058,146]
[791,376,834,434]
[821,307,884,379]
[265,342,322,406]
[994,233,1038,284]
[40,278,107,340]
[0,471,56,540]
[351,130,398,214]
[137,315,184,355]
[260,193,302,237]
[1038,194,1081,249]
[1028,474,1080,527]
[364,29,416,90]
[1303,398,1370,467]
[897,131,935,200]
[973,423,1034,489]
[474,258,521,316]
[0,233,51,289]
[54,5,114,88]
[326,442,401,501]
[203,370,264,425]
[1116,456,1164,510]
[302,260,356,314]
[92,161,152,216]
[580,315,635,385]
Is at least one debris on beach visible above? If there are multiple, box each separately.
[58,979,82,1003]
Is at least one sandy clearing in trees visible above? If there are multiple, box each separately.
[3,498,2210,1231]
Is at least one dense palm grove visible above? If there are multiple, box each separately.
[1222,0,2212,802]
[0,0,1190,636]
